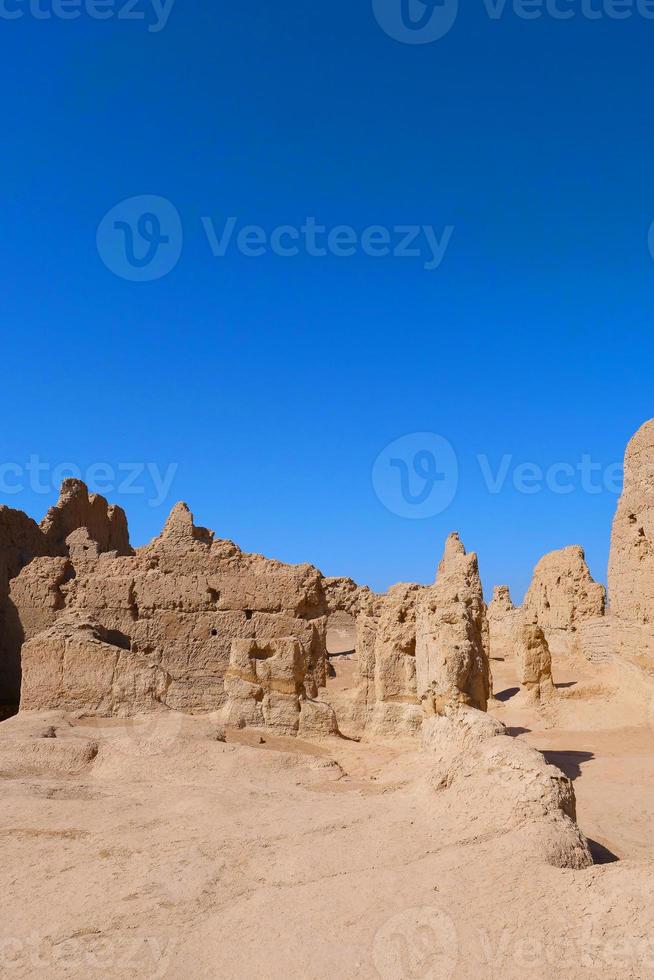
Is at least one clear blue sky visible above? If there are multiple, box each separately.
[2,1,653,600]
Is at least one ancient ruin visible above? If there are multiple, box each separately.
[523,545,606,655]
[2,424,653,733]
[514,622,555,703]
[608,418,654,623]
[487,584,521,661]
[3,422,654,979]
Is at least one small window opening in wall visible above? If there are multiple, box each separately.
[244,610,253,620]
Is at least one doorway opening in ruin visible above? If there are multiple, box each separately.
[325,611,358,691]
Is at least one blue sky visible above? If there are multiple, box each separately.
[2,0,653,600]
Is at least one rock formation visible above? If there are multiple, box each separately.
[20,615,171,715]
[319,534,492,738]
[417,533,491,715]
[561,420,654,673]
[488,584,514,617]
[421,705,591,869]
[222,636,339,736]
[523,545,605,656]
[10,414,654,743]
[39,478,132,558]
[515,622,555,703]
[322,576,376,619]
[362,582,423,736]
[0,480,132,707]
[487,584,522,661]
[608,418,654,623]
[1,483,496,738]
[9,497,330,716]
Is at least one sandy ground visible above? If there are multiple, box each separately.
[490,655,654,865]
[1,653,654,979]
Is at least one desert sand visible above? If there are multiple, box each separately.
[2,422,654,979]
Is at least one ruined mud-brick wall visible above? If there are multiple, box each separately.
[487,585,522,662]
[609,419,654,624]
[0,480,132,706]
[13,496,329,713]
[519,546,605,657]
[567,420,654,668]
[7,480,491,733]
[416,533,490,715]
[322,533,491,738]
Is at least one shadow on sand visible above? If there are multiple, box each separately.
[586,838,620,864]
[495,687,520,703]
[543,749,594,780]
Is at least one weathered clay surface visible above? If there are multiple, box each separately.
[20,615,171,715]
[422,705,590,868]
[6,557,74,651]
[363,583,424,736]
[515,622,555,703]
[40,478,132,558]
[222,636,339,736]
[318,534,493,738]
[488,584,523,662]
[417,533,491,715]
[8,495,329,716]
[608,419,654,624]
[322,576,377,618]
[0,481,132,706]
[523,545,605,656]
